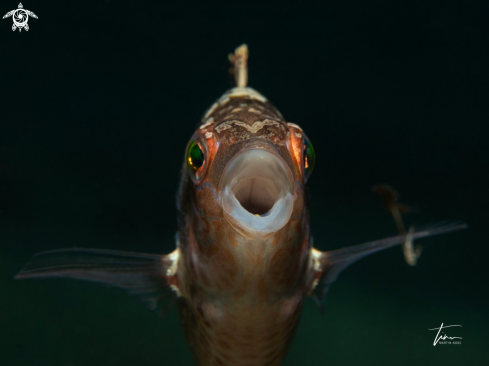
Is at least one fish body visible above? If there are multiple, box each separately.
[16,45,467,366]
[175,85,313,365]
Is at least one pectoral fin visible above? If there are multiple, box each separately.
[311,222,467,311]
[16,248,180,316]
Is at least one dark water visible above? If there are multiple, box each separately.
[1,1,487,365]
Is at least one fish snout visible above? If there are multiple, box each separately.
[219,141,296,235]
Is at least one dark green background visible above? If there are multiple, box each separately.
[1,0,487,365]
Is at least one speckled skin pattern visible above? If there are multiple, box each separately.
[174,87,317,366]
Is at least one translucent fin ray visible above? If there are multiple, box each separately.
[16,248,180,316]
[311,222,467,310]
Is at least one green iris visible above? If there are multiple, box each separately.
[186,140,205,172]
[303,135,315,182]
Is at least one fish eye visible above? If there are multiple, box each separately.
[186,140,206,181]
[303,134,315,182]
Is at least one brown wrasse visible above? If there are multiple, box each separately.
[16,45,466,366]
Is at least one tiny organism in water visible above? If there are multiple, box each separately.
[372,183,422,266]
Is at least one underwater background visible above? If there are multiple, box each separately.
[1,0,488,365]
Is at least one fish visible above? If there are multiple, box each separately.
[16,44,467,366]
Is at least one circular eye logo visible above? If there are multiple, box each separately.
[3,3,38,32]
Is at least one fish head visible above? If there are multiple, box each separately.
[184,87,314,236]
[179,87,315,297]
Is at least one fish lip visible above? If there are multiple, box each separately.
[219,140,296,235]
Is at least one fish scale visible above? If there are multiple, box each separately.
[179,298,302,366]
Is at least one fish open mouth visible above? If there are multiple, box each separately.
[220,148,295,234]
